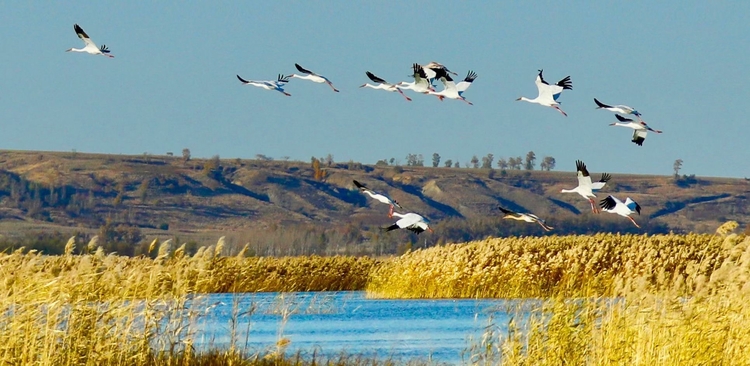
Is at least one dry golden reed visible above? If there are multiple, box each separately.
[0,239,377,365]
[370,231,750,365]
[367,233,727,298]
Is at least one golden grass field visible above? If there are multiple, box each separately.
[1,224,749,365]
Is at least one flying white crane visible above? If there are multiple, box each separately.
[396,63,435,94]
[353,180,402,217]
[600,195,642,228]
[516,69,571,116]
[288,63,339,92]
[594,98,642,119]
[236,74,291,96]
[360,71,412,101]
[66,24,113,58]
[498,206,553,231]
[424,69,477,105]
[561,160,611,213]
[383,212,433,234]
[609,114,663,146]
[420,61,458,86]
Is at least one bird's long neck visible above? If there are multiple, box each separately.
[518,96,535,103]
[391,212,406,219]
[66,48,85,53]
[561,188,576,193]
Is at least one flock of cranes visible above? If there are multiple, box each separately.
[67,24,653,235]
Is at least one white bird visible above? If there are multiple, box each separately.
[288,63,339,92]
[396,63,435,94]
[498,206,553,231]
[360,71,412,101]
[516,69,572,116]
[609,114,663,146]
[383,212,433,234]
[599,195,641,228]
[66,24,113,58]
[420,61,458,86]
[236,74,291,96]
[353,180,402,217]
[594,98,642,119]
[424,69,477,105]
[561,160,611,213]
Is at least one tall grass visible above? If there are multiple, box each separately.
[367,233,726,298]
[371,229,750,365]
[0,237,377,365]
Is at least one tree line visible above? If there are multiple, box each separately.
[375,152,556,171]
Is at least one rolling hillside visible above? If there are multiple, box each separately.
[0,150,747,242]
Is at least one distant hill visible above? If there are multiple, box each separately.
[0,150,747,251]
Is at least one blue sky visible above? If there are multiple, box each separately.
[1,2,748,178]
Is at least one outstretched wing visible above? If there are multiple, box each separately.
[616,114,634,122]
[412,63,428,80]
[537,69,548,85]
[592,173,610,190]
[277,74,290,83]
[594,98,612,109]
[456,70,477,93]
[575,160,590,177]
[73,24,95,48]
[236,75,252,84]
[366,71,386,84]
[295,63,314,75]
[631,201,642,215]
[632,130,647,146]
[406,226,426,234]
[382,224,400,232]
[556,76,572,90]
[353,180,369,191]
[498,206,517,216]
[599,196,617,211]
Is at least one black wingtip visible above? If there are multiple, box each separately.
[594,98,611,108]
[599,195,616,210]
[353,180,365,189]
[382,224,400,232]
[498,206,513,215]
[236,74,248,83]
[575,160,589,176]
[616,114,633,122]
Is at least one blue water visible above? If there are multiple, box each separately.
[179,291,525,365]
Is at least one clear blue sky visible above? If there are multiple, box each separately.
[1,2,748,178]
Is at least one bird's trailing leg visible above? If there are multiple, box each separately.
[327,82,340,92]
[553,105,567,117]
[388,205,394,218]
[537,221,553,231]
[396,88,412,101]
[589,198,599,214]
[628,216,641,228]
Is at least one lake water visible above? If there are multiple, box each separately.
[181,291,529,365]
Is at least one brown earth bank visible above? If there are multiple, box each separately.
[0,150,748,255]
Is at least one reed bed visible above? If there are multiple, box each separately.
[0,237,377,365]
[367,233,727,298]
[371,227,750,365]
